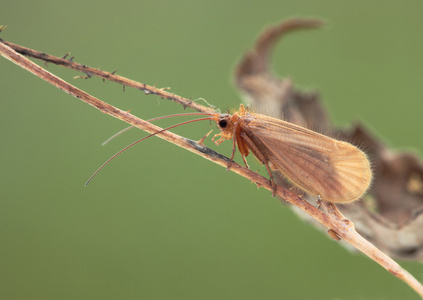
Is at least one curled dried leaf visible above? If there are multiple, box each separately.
[235,18,423,261]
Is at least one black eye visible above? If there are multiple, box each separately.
[218,119,227,128]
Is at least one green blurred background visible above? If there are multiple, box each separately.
[1,1,423,299]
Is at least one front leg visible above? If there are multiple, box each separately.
[212,132,232,145]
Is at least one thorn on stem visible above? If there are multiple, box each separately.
[74,72,93,79]
[197,130,213,146]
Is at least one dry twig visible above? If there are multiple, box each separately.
[1,28,422,297]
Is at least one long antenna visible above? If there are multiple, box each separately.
[85,116,213,186]
[101,112,213,146]
[101,125,133,146]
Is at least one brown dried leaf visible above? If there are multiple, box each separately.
[235,18,423,261]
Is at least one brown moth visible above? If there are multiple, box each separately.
[211,104,372,203]
[88,104,372,203]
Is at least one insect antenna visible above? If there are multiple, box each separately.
[85,116,213,186]
[101,112,213,146]
[101,125,133,146]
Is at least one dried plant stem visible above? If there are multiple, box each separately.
[0,39,214,114]
[1,40,422,297]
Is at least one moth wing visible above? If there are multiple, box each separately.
[245,116,372,203]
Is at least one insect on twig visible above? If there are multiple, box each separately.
[1,35,422,297]
[85,103,372,204]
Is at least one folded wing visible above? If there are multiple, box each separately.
[245,115,372,203]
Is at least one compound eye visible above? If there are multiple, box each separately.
[218,119,228,128]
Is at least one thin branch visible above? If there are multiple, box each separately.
[0,38,213,114]
[1,40,422,297]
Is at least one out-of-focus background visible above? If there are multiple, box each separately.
[1,1,423,299]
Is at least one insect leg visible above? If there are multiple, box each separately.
[240,133,277,196]
[241,155,249,169]
[264,161,277,197]
[212,132,232,145]
[227,122,239,171]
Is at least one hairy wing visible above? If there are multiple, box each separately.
[245,115,372,203]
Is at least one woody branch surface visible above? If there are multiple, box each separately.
[1,37,422,297]
[0,38,214,115]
